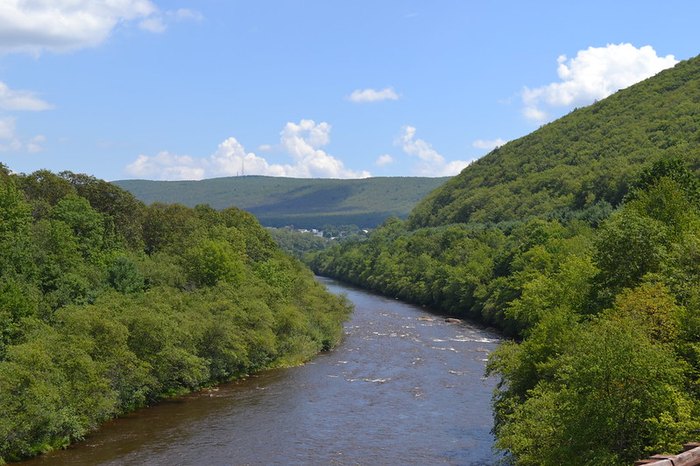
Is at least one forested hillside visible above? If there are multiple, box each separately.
[409,55,700,228]
[114,176,448,228]
[0,167,350,463]
[310,55,700,464]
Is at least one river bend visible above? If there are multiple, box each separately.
[21,277,500,465]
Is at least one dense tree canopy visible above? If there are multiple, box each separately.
[408,56,700,229]
[309,54,700,464]
[0,166,350,463]
[311,157,700,465]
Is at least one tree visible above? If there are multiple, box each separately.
[51,194,105,260]
[107,255,144,293]
[593,208,669,303]
[184,239,245,287]
[495,316,698,466]
[0,179,34,278]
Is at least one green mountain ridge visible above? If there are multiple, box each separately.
[113,176,450,228]
[409,55,700,228]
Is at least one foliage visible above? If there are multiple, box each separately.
[311,162,700,466]
[309,54,700,465]
[0,170,351,463]
[408,56,700,228]
[267,227,330,259]
[492,317,697,466]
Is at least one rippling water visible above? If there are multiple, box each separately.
[21,278,501,465]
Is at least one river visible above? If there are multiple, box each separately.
[20,277,501,465]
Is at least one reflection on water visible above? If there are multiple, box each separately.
[21,277,500,466]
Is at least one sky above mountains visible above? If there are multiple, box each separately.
[1,1,699,180]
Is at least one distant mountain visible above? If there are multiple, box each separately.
[409,55,700,228]
[113,176,449,228]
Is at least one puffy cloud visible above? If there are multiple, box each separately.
[348,87,400,103]
[209,137,288,177]
[398,126,443,163]
[472,138,507,150]
[375,154,394,166]
[0,81,52,111]
[281,119,332,156]
[277,119,369,178]
[0,1,202,54]
[396,126,468,176]
[126,152,206,180]
[125,119,371,180]
[523,43,678,122]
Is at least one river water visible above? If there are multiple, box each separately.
[21,278,500,465]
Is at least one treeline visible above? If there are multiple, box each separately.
[309,159,700,464]
[267,227,330,259]
[0,167,351,463]
[268,225,370,260]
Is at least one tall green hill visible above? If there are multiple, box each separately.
[409,55,700,228]
[310,55,700,463]
[113,176,449,228]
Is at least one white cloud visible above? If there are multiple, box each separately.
[125,119,371,180]
[0,1,201,54]
[126,152,206,180]
[472,138,507,151]
[523,43,678,122]
[348,87,400,103]
[523,106,547,122]
[375,154,394,166]
[138,17,166,34]
[27,134,46,153]
[396,126,468,176]
[0,81,52,111]
[210,137,288,177]
[0,81,51,153]
[0,116,44,152]
[170,9,203,22]
[140,8,203,33]
[0,117,19,144]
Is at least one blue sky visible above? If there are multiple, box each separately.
[1,1,699,180]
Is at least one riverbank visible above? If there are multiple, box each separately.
[18,277,500,466]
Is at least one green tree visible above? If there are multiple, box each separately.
[107,255,145,293]
[495,316,698,466]
[184,239,245,287]
[51,194,105,260]
[593,208,669,302]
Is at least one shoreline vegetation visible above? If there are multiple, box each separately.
[0,166,351,464]
[308,55,700,466]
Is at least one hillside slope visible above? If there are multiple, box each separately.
[114,176,449,228]
[310,55,700,464]
[409,55,700,228]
